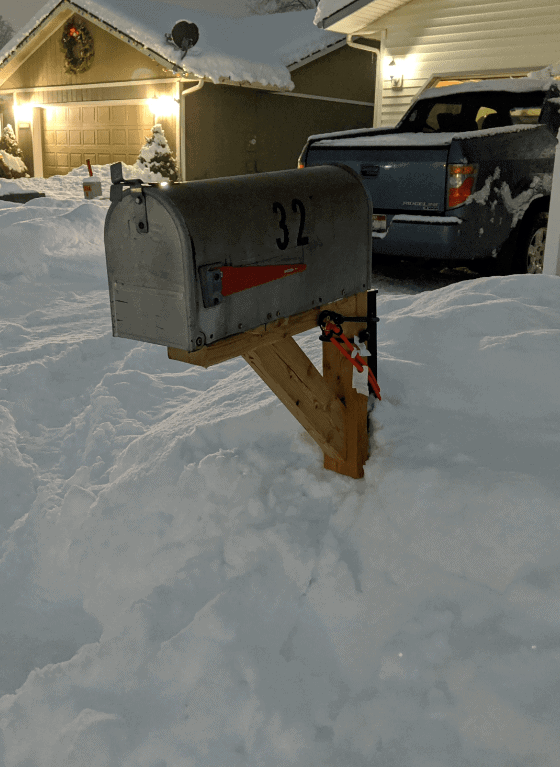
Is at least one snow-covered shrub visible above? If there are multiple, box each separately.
[0,124,29,179]
[136,124,178,182]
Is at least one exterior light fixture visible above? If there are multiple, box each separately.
[387,57,404,89]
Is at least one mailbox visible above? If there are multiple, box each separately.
[104,163,372,353]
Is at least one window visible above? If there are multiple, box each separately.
[398,90,549,134]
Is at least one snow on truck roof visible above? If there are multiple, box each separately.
[311,123,542,148]
[418,77,559,100]
[0,0,344,89]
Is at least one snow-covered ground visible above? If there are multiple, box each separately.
[1,165,560,767]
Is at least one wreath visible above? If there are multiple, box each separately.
[61,18,95,75]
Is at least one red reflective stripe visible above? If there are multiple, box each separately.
[220,264,307,296]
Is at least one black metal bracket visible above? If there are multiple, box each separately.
[317,290,379,395]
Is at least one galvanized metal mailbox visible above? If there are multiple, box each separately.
[104,163,372,353]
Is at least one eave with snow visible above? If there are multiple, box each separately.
[0,0,378,180]
[314,0,560,128]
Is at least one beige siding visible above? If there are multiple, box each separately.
[182,82,375,181]
[359,0,560,126]
[291,45,376,103]
[2,17,170,90]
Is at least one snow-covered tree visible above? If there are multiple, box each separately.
[136,124,179,182]
[0,124,24,158]
[247,0,318,13]
[0,16,15,50]
[0,124,28,179]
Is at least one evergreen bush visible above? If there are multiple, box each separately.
[136,124,179,182]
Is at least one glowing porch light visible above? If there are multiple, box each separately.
[14,104,34,123]
[147,95,179,117]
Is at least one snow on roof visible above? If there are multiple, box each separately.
[314,0,357,25]
[0,0,344,89]
[418,77,560,101]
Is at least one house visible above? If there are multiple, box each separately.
[314,0,560,127]
[0,0,377,180]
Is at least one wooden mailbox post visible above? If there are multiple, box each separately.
[167,289,378,479]
[104,163,379,479]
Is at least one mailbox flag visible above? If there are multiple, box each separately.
[220,264,307,297]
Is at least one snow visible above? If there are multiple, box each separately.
[418,77,560,101]
[0,150,26,174]
[391,215,463,224]
[0,0,343,90]
[2,165,560,766]
[315,132,459,147]
[314,0,355,25]
[465,166,552,229]
[313,124,543,147]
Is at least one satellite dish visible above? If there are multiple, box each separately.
[166,20,199,60]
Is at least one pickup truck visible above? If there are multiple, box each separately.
[297,78,560,275]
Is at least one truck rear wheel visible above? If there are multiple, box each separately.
[512,210,548,274]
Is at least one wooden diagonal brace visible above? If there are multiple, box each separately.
[242,337,347,463]
[167,292,371,478]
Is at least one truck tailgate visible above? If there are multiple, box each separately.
[306,133,454,214]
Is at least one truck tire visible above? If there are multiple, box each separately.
[512,210,548,274]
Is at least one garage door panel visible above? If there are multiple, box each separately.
[111,128,127,144]
[97,129,110,144]
[97,106,110,123]
[69,130,82,144]
[70,153,82,167]
[82,107,95,122]
[83,129,95,144]
[56,130,68,145]
[127,129,143,144]
[68,107,82,125]
[110,106,126,123]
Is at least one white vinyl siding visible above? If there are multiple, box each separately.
[358,0,560,126]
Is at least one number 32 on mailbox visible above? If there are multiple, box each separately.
[104,163,378,479]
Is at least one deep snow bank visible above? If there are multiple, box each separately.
[1,166,560,765]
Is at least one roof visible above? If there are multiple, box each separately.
[0,0,345,90]
[315,0,414,32]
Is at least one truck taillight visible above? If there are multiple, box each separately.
[447,164,478,208]
[298,162,305,169]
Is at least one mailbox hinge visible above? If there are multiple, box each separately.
[109,162,149,234]
[129,186,149,234]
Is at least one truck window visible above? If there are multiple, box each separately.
[510,107,542,124]
[398,90,547,134]
[425,103,462,131]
